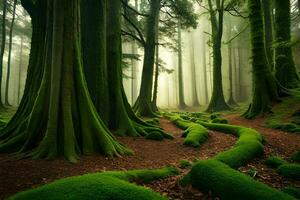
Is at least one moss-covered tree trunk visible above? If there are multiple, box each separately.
[0,0,131,161]
[81,0,109,123]
[206,0,230,112]
[274,0,300,89]
[151,42,159,112]
[262,0,274,71]
[227,41,238,106]
[133,0,160,117]
[177,22,187,109]
[0,0,7,107]
[243,0,279,119]
[202,34,209,104]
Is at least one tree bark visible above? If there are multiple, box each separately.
[133,0,160,116]
[202,34,209,104]
[0,0,132,161]
[151,42,159,111]
[206,0,230,112]
[274,0,300,89]
[243,0,279,119]
[17,36,24,104]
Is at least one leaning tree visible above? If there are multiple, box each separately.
[0,0,133,162]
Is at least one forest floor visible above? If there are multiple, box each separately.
[0,114,300,199]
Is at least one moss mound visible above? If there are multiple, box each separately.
[291,150,300,163]
[198,122,264,168]
[210,113,221,120]
[281,186,300,199]
[277,164,300,180]
[211,118,229,124]
[185,160,295,200]
[145,131,164,141]
[9,167,178,200]
[265,156,287,168]
[179,159,192,169]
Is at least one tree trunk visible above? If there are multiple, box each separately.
[17,36,24,104]
[274,0,300,89]
[190,33,200,107]
[177,21,186,109]
[4,0,17,106]
[206,0,230,112]
[202,35,209,104]
[243,0,279,119]
[227,41,238,106]
[133,0,160,116]
[262,0,274,71]
[81,0,109,123]
[0,0,7,107]
[151,42,159,112]
[0,0,132,161]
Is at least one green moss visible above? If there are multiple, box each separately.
[179,159,192,168]
[281,186,300,199]
[291,150,300,163]
[210,113,221,120]
[211,118,229,124]
[265,156,287,168]
[198,122,263,168]
[277,164,300,180]
[246,169,257,177]
[145,131,164,141]
[9,167,178,200]
[183,124,208,148]
[185,160,294,200]
[268,123,299,133]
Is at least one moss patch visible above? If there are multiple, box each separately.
[185,160,294,200]
[179,159,192,169]
[265,156,287,168]
[281,186,300,199]
[291,150,300,163]
[277,164,300,180]
[145,131,164,141]
[211,118,229,124]
[9,167,178,200]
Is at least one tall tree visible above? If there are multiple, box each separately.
[5,0,17,106]
[0,0,132,161]
[274,0,300,89]
[202,34,209,104]
[189,32,200,107]
[133,0,160,116]
[151,41,159,112]
[262,0,274,71]
[205,0,230,112]
[0,0,7,107]
[243,0,279,119]
[177,21,187,108]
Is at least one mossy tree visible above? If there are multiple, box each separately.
[274,0,300,89]
[204,0,230,112]
[0,0,133,161]
[243,0,280,119]
[0,0,7,108]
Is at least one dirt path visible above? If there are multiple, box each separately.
[0,118,236,199]
[225,114,300,189]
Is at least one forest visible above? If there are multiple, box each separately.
[0,0,300,199]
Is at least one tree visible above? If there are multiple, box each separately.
[177,21,187,108]
[0,0,7,107]
[205,0,230,112]
[133,0,160,117]
[5,0,17,106]
[202,33,209,104]
[189,32,200,107]
[0,0,132,161]
[274,0,300,89]
[243,0,279,119]
[262,0,274,71]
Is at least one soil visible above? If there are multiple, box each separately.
[225,114,300,190]
[0,118,236,200]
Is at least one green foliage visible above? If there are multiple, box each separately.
[211,118,229,124]
[291,150,300,163]
[246,169,257,177]
[210,113,221,120]
[9,167,179,200]
[281,186,300,199]
[268,123,300,133]
[277,164,300,180]
[179,159,192,168]
[145,131,164,141]
[265,156,287,168]
[184,160,294,200]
